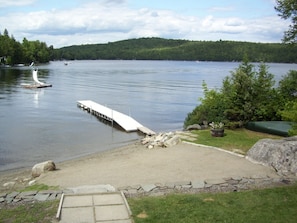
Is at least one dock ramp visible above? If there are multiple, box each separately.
[77,100,155,135]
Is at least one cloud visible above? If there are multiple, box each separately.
[0,0,36,7]
[201,16,245,34]
[208,6,234,13]
[0,1,289,47]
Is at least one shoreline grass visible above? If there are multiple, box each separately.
[187,128,282,154]
[128,183,297,223]
[0,200,59,223]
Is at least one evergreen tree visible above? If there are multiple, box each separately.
[185,60,281,129]
[275,0,297,43]
[278,70,297,135]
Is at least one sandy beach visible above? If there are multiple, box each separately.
[0,141,280,193]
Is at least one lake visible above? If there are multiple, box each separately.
[0,60,296,171]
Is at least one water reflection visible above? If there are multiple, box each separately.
[33,89,44,108]
[0,68,51,98]
[0,69,22,97]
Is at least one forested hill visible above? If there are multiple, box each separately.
[53,37,297,63]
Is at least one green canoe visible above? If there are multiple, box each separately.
[246,121,294,137]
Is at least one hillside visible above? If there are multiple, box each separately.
[53,37,297,63]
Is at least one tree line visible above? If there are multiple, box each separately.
[1,30,297,65]
[54,37,297,63]
[0,29,53,66]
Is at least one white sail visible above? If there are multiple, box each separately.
[32,69,45,85]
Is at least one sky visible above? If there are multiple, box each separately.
[0,0,289,48]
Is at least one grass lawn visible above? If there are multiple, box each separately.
[2,184,296,223]
[129,183,297,223]
[187,128,282,154]
[0,200,59,223]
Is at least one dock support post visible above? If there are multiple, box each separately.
[111,109,113,128]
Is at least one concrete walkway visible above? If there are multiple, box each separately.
[58,192,132,223]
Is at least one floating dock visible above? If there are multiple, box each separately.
[21,83,52,88]
[77,100,155,135]
[21,69,52,88]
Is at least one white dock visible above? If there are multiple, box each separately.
[77,100,155,135]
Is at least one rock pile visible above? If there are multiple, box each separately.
[2,177,295,205]
[119,176,296,198]
[0,190,62,204]
[247,136,297,176]
[141,132,181,149]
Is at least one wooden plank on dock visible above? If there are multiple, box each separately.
[77,100,155,135]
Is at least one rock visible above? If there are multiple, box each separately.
[68,185,115,194]
[164,135,181,147]
[192,180,205,189]
[22,177,32,183]
[186,124,202,131]
[3,182,16,188]
[247,136,297,176]
[148,144,154,149]
[141,184,157,192]
[32,160,56,178]
[141,136,151,145]
[155,133,166,142]
[28,180,36,186]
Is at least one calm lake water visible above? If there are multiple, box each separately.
[1,60,297,171]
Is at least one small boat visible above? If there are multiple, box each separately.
[246,121,294,137]
[21,69,52,88]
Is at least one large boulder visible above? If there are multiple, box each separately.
[32,160,56,178]
[246,136,297,176]
[186,124,202,131]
